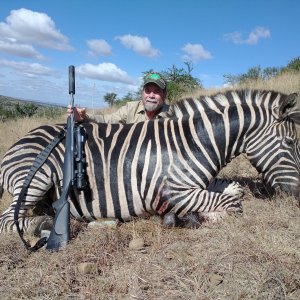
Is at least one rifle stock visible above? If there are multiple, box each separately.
[45,186,71,250]
[46,66,75,251]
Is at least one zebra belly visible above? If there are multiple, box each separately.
[74,177,159,221]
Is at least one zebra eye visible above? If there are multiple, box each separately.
[283,137,294,147]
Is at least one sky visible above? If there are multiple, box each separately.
[0,0,299,108]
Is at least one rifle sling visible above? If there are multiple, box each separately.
[14,128,66,252]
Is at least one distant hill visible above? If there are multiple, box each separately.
[0,95,65,109]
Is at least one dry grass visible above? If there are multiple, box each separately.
[0,78,300,299]
[0,116,66,159]
[89,107,118,121]
[185,72,300,101]
[0,186,299,299]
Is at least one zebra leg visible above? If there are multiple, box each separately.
[0,201,54,235]
[160,182,243,228]
[199,178,244,223]
[0,174,56,235]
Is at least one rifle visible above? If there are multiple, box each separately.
[46,65,86,251]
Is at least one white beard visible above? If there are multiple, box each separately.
[144,100,163,112]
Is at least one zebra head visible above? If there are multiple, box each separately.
[245,92,300,199]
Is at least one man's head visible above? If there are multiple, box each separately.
[142,73,167,112]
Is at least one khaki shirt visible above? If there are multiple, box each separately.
[90,100,170,124]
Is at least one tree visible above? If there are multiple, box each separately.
[103,92,117,107]
[223,74,240,86]
[262,67,280,80]
[224,65,281,85]
[164,62,202,103]
[114,92,139,107]
[282,56,300,73]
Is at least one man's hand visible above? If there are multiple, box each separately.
[67,105,87,122]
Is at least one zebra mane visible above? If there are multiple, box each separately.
[170,89,300,124]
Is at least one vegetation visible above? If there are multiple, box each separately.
[103,92,117,107]
[282,56,300,73]
[224,56,300,86]
[114,92,140,107]
[0,95,65,121]
[104,91,141,108]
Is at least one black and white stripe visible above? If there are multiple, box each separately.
[0,90,299,232]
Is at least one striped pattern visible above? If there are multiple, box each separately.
[172,90,300,196]
[0,89,299,232]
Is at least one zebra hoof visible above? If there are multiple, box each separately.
[227,202,243,215]
[32,216,54,237]
[41,230,51,239]
[162,213,179,227]
[163,212,205,229]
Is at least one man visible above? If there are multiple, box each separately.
[69,72,169,123]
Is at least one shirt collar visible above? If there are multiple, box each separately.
[137,101,146,114]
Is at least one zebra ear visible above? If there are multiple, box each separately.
[278,93,299,119]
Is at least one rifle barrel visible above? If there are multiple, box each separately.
[69,65,75,95]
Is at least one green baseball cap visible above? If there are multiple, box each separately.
[143,73,166,90]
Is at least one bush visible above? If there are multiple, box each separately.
[0,101,65,121]
[14,102,38,117]
[0,105,14,121]
[224,56,300,86]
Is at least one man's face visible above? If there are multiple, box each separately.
[142,83,166,112]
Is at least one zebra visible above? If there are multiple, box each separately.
[0,89,299,236]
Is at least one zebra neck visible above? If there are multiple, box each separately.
[191,112,249,170]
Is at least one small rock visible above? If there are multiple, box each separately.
[87,218,118,229]
[208,273,223,286]
[129,237,145,250]
[77,263,97,274]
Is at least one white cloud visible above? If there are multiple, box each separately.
[0,8,73,51]
[0,58,54,77]
[0,38,44,60]
[116,34,160,57]
[77,63,134,84]
[87,39,112,56]
[181,43,212,63]
[247,27,270,44]
[224,26,270,45]
[223,32,242,44]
